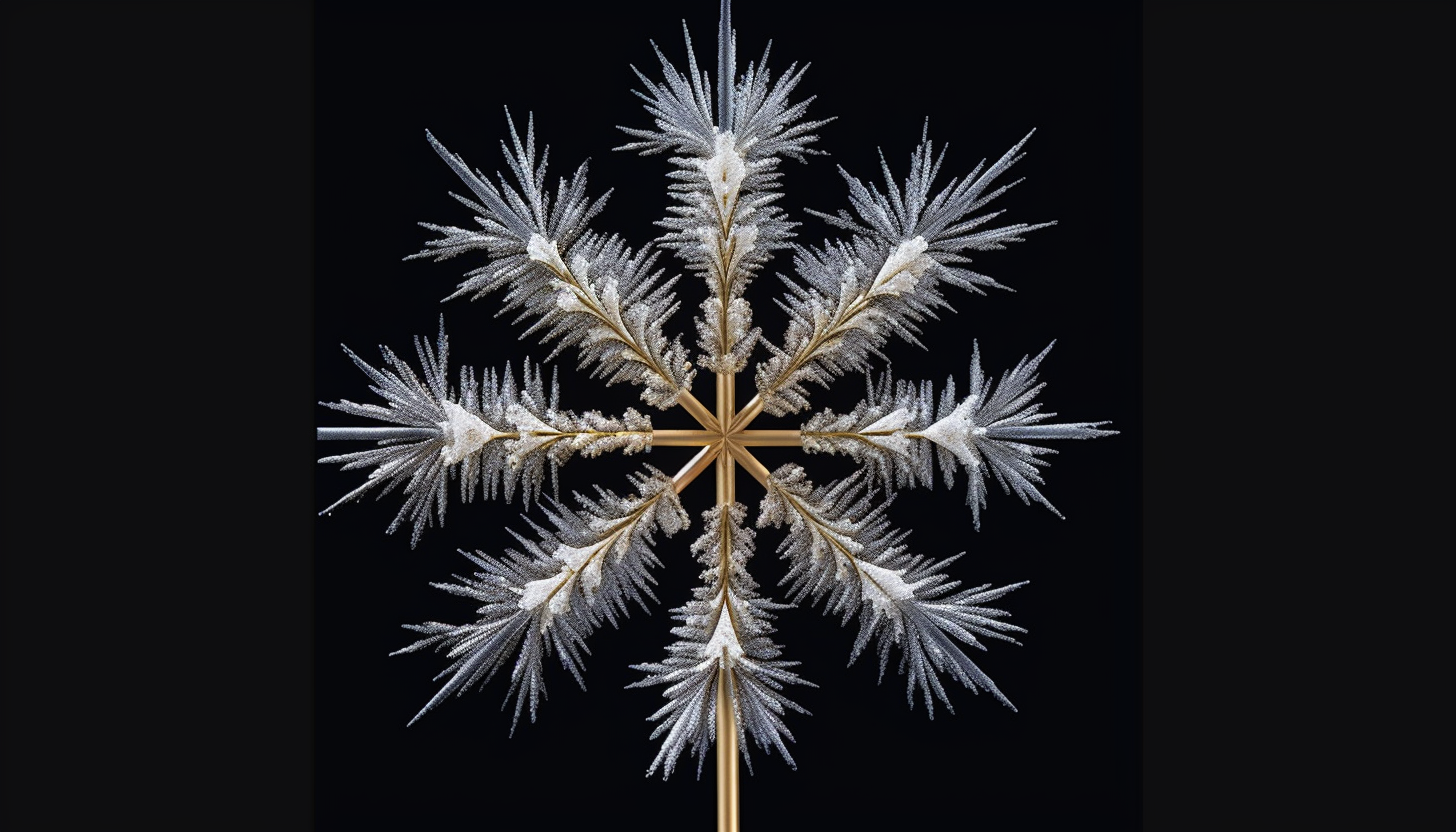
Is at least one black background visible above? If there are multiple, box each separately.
[313,2,1137,829]
[3,2,1452,831]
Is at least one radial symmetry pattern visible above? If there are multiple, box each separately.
[316,0,1116,816]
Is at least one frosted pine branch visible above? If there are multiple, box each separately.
[631,502,811,779]
[753,129,1056,417]
[800,344,1116,527]
[799,370,933,490]
[911,341,1117,529]
[392,467,688,729]
[318,319,654,546]
[410,114,694,408]
[758,464,1027,715]
[810,126,1056,293]
[752,234,949,416]
[620,25,828,374]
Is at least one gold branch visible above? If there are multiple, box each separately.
[652,430,719,446]
[735,430,800,447]
[715,663,739,831]
[672,443,721,494]
[727,394,764,433]
[678,390,721,432]
[726,442,771,489]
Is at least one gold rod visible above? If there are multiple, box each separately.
[715,425,738,832]
[716,373,732,429]
[678,390,721,432]
[672,443,721,494]
[734,430,801,447]
[715,663,739,832]
[717,439,737,507]
[727,441,771,489]
[652,430,719,446]
[728,394,764,433]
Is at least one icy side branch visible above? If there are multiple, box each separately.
[799,346,1117,529]
[392,467,688,730]
[317,320,654,546]
[758,464,1027,715]
[631,502,809,778]
[409,116,693,410]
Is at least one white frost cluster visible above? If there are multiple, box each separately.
[438,400,505,466]
[694,132,748,220]
[525,232,568,276]
[868,236,934,299]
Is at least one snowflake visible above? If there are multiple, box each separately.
[316,0,1115,813]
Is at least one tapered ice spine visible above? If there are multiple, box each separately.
[631,502,810,778]
[318,318,656,545]
[759,464,1028,715]
[392,467,687,728]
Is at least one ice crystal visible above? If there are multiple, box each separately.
[317,0,1115,794]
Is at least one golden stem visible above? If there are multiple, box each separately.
[735,430,800,447]
[715,425,739,832]
[717,372,735,430]
[672,443,721,494]
[652,430,719,446]
[716,662,739,832]
[716,440,737,506]
[726,442,771,488]
[728,394,764,433]
[678,390,721,432]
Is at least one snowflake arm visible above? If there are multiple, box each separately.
[408,113,695,409]
[811,126,1055,291]
[392,467,688,729]
[619,22,828,376]
[757,464,1026,716]
[317,319,655,546]
[751,235,947,417]
[798,342,1117,528]
[911,341,1117,527]
[750,130,1056,418]
[315,1,1124,802]
[631,502,811,779]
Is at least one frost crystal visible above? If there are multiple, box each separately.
[316,0,1115,813]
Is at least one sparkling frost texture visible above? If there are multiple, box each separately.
[317,4,1114,781]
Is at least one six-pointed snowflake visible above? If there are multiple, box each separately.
[317,6,1114,781]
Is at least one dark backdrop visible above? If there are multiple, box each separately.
[314,2,1139,829]
[9,3,1448,831]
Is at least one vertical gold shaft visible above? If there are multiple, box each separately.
[716,372,735,434]
[714,369,739,832]
[715,664,739,832]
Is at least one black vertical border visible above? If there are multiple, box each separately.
[1142,3,1454,830]
[2,3,315,831]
